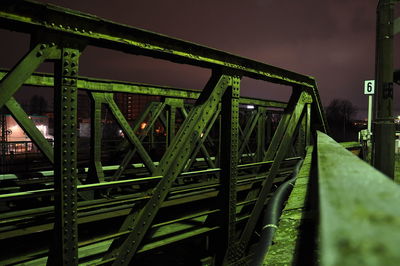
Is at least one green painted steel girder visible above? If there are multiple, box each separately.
[0,69,288,109]
[0,0,316,88]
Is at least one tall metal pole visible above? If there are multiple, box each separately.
[373,0,395,178]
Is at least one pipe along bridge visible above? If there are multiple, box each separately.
[1,1,400,265]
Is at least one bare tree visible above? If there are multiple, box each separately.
[326,99,357,140]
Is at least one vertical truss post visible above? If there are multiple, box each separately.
[0,109,7,173]
[88,92,105,183]
[256,107,267,162]
[48,47,80,265]
[373,0,396,178]
[266,110,272,146]
[305,103,311,147]
[166,101,177,147]
[216,75,240,265]
[295,103,309,157]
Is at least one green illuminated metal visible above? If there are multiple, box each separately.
[0,43,57,109]
[88,92,105,183]
[111,102,165,181]
[0,69,288,109]
[216,75,240,265]
[256,107,267,162]
[237,91,312,257]
[181,105,218,171]
[107,74,231,265]
[48,47,80,266]
[104,93,156,174]
[0,1,317,88]
[0,2,331,265]
[5,97,54,163]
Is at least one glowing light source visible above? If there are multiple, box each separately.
[246,105,255,110]
[140,122,147,130]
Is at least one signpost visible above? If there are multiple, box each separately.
[364,80,375,134]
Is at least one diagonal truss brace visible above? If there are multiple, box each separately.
[111,101,166,181]
[0,43,58,109]
[238,110,261,160]
[234,91,312,260]
[181,105,219,171]
[5,97,54,164]
[107,73,232,265]
[104,93,156,174]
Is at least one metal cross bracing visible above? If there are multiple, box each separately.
[0,1,328,265]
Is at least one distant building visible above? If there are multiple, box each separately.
[114,94,160,121]
[1,115,53,142]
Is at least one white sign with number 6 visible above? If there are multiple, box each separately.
[364,80,375,95]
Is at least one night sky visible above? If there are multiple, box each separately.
[1,0,399,119]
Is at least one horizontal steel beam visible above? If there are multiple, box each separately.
[0,1,315,88]
[0,69,287,108]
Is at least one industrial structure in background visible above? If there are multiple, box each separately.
[0,0,399,265]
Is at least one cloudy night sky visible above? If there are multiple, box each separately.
[1,0,399,119]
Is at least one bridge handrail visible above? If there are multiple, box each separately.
[317,131,400,265]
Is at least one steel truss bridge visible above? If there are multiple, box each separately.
[1,1,400,266]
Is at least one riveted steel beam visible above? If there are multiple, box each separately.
[88,92,106,183]
[236,91,312,259]
[215,76,240,265]
[256,107,267,162]
[104,93,156,174]
[181,105,218,171]
[47,47,80,266]
[0,1,316,88]
[105,73,231,265]
[236,90,299,227]
[238,111,260,160]
[0,42,57,109]
[111,102,165,181]
[0,69,288,109]
[165,99,182,148]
